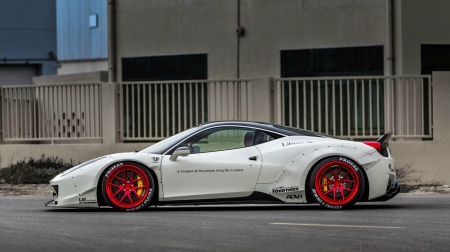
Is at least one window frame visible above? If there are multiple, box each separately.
[165,125,286,155]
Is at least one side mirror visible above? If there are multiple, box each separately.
[169,147,190,161]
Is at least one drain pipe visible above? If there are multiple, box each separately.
[237,0,241,79]
[385,0,395,133]
[108,0,116,83]
[386,0,394,76]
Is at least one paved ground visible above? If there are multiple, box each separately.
[0,195,449,251]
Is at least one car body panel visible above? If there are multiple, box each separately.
[160,146,262,201]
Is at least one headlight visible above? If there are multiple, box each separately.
[60,156,107,177]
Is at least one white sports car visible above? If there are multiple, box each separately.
[47,121,399,211]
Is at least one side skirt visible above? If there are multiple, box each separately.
[158,192,284,206]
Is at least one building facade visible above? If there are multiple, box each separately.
[0,0,57,85]
[56,0,108,75]
[113,0,450,82]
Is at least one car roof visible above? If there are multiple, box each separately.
[198,121,326,137]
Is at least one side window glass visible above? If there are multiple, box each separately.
[254,130,284,145]
[180,127,255,154]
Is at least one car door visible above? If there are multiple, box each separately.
[161,127,262,201]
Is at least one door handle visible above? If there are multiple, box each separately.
[249,156,257,161]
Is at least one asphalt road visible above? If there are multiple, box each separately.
[0,195,449,252]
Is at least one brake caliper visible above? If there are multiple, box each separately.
[322,176,328,192]
[136,176,143,196]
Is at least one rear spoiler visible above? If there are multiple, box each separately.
[376,133,392,157]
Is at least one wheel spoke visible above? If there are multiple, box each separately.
[108,183,121,188]
[118,193,127,204]
[131,169,135,181]
[342,171,349,180]
[127,193,134,205]
[112,189,122,198]
[341,180,355,183]
[339,186,345,201]
[129,178,141,184]
[343,187,354,192]
[321,190,332,196]
[325,181,334,185]
[113,175,125,183]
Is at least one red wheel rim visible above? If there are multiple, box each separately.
[314,161,360,205]
[105,164,150,209]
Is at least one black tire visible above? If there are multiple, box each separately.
[101,161,155,211]
[309,156,365,210]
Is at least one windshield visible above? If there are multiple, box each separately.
[140,126,200,154]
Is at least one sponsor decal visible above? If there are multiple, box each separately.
[79,198,97,204]
[281,141,314,147]
[312,189,343,209]
[105,162,123,177]
[286,194,302,199]
[272,186,299,194]
[152,157,160,162]
[175,169,244,174]
[126,188,154,212]
[339,157,359,171]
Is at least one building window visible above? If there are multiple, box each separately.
[420,44,449,137]
[280,46,384,136]
[122,54,207,81]
[281,46,383,77]
[421,44,450,75]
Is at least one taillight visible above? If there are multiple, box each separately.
[363,141,381,154]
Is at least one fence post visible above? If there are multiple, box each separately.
[251,77,274,124]
[102,82,121,144]
[432,72,450,142]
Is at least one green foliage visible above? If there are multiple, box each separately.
[0,155,75,184]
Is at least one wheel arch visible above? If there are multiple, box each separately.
[303,155,370,203]
[96,160,160,206]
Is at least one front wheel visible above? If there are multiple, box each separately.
[102,162,155,211]
[309,157,365,210]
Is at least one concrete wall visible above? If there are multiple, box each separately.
[114,0,387,81]
[238,0,386,78]
[115,0,238,80]
[397,0,450,75]
[57,60,108,75]
[390,72,450,184]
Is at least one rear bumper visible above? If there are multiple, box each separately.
[370,180,400,202]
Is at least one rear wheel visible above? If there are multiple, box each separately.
[309,157,365,210]
[102,162,155,211]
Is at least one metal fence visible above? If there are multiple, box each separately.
[208,79,253,121]
[1,84,102,142]
[0,76,433,143]
[120,81,208,141]
[275,76,432,139]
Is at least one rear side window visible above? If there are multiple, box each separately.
[254,130,283,145]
